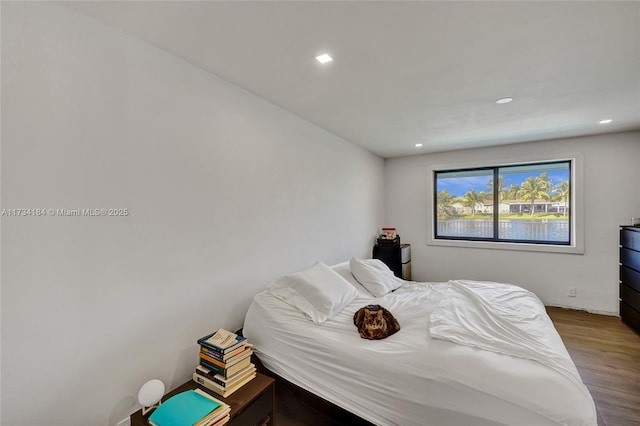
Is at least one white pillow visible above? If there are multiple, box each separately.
[349,257,404,297]
[267,261,357,324]
[330,261,372,297]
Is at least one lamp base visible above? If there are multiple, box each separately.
[141,400,161,416]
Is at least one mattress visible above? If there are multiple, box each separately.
[243,262,597,426]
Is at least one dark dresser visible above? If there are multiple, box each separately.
[619,226,640,333]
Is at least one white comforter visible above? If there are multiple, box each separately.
[430,280,595,424]
[244,266,597,426]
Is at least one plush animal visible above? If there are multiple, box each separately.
[353,304,400,340]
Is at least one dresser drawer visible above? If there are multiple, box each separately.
[620,248,640,272]
[620,283,640,312]
[620,228,640,251]
[620,301,640,332]
[620,265,640,293]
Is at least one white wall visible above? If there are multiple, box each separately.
[0,3,384,425]
[386,131,640,314]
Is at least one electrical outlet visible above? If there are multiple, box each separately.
[567,286,577,297]
[116,418,130,426]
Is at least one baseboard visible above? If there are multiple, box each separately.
[546,304,619,317]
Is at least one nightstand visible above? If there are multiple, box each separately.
[130,372,275,426]
[373,243,411,280]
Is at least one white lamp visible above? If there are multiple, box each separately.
[138,379,165,415]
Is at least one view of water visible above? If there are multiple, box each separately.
[437,219,570,242]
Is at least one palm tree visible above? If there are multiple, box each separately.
[486,176,507,202]
[554,180,570,216]
[437,189,455,218]
[462,189,482,216]
[517,175,551,217]
[537,173,553,213]
[506,184,520,200]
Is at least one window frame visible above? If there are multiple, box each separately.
[426,153,584,254]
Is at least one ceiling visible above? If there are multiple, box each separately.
[67,1,640,158]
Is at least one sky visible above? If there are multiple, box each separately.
[437,170,569,197]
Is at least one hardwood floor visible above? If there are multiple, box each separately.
[546,307,640,426]
[275,307,640,425]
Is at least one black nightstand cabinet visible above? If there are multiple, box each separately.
[620,226,640,333]
[372,243,411,280]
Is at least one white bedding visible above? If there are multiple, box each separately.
[243,264,597,426]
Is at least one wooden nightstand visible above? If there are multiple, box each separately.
[130,372,275,426]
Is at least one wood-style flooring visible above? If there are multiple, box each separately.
[276,307,640,425]
[546,307,640,426]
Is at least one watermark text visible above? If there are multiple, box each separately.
[2,208,130,217]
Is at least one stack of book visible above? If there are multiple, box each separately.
[193,329,256,398]
[148,388,230,426]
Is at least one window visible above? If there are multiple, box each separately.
[429,156,582,254]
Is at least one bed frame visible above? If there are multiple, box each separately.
[253,355,374,425]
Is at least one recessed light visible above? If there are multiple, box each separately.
[315,53,333,64]
[415,143,423,148]
[495,97,513,104]
[599,119,613,124]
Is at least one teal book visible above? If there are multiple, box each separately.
[148,389,221,426]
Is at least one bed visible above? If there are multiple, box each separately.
[243,259,597,426]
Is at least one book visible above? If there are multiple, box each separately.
[199,347,253,369]
[202,414,230,426]
[200,344,250,362]
[200,355,252,378]
[199,340,250,357]
[204,329,237,349]
[198,363,255,383]
[195,364,227,387]
[192,388,224,402]
[200,329,244,350]
[193,370,257,398]
[201,413,230,426]
[198,331,247,354]
[198,365,256,390]
[199,359,225,377]
[223,346,252,363]
[192,389,230,426]
[148,389,221,426]
[196,363,256,388]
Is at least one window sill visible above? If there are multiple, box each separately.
[427,237,584,254]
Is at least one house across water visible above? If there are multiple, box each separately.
[452,200,570,215]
